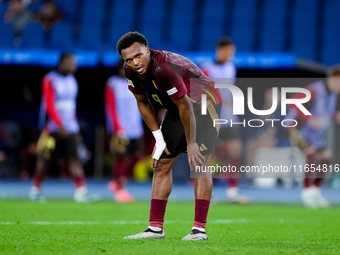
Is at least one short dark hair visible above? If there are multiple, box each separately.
[327,65,340,77]
[216,36,234,48]
[58,51,74,66]
[116,31,148,55]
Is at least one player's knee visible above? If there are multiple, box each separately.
[320,150,332,161]
[153,159,173,175]
[304,146,317,156]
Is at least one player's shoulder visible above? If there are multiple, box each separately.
[45,70,58,79]
[107,75,119,83]
[308,80,325,91]
[151,49,189,65]
[107,75,126,87]
[150,49,168,60]
[68,74,78,84]
[200,60,215,70]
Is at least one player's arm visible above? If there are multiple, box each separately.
[173,94,205,170]
[133,93,159,131]
[133,92,170,167]
[105,84,129,153]
[42,77,68,136]
[105,84,125,135]
[289,85,315,123]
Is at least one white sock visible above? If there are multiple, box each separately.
[75,186,87,194]
[31,186,40,192]
[192,227,205,232]
[148,226,162,232]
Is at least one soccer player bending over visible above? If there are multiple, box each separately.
[117,32,221,240]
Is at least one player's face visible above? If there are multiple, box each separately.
[121,42,151,75]
[216,45,235,63]
[60,55,77,74]
[327,75,340,93]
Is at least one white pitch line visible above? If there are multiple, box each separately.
[0,219,305,225]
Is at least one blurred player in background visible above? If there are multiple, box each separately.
[28,52,92,202]
[288,65,340,208]
[105,58,144,202]
[247,88,290,166]
[117,32,221,240]
[201,37,251,204]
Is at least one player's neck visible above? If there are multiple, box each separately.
[57,69,70,76]
[215,59,227,65]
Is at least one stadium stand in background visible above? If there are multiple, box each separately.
[0,0,339,66]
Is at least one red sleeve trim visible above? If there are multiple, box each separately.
[42,77,63,127]
[105,85,125,133]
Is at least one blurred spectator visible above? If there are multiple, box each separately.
[201,36,251,204]
[287,65,340,208]
[33,1,63,31]
[4,0,33,46]
[105,59,145,202]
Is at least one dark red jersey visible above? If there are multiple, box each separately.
[125,49,221,112]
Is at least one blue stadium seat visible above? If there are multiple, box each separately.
[78,24,102,50]
[291,0,318,60]
[21,23,45,49]
[260,0,286,52]
[0,2,14,47]
[0,2,8,17]
[0,23,14,48]
[199,0,225,51]
[138,0,167,50]
[49,22,74,50]
[168,0,196,51]
[322,0,340,65]
[230,0,257,51]
[78,0,105,50]
[82,0,105,23]
[54,0,77,22]
[108,0,136,49]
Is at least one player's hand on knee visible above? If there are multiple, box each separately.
[151,145,170,168]
[151,129,170,168]
[187,143,205,170]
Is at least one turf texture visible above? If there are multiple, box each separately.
[0,200,340,254]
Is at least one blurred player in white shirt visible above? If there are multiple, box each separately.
[201,37,251,204]
[105,59,144,202]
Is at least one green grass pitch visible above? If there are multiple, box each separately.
[1,200,340,254]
